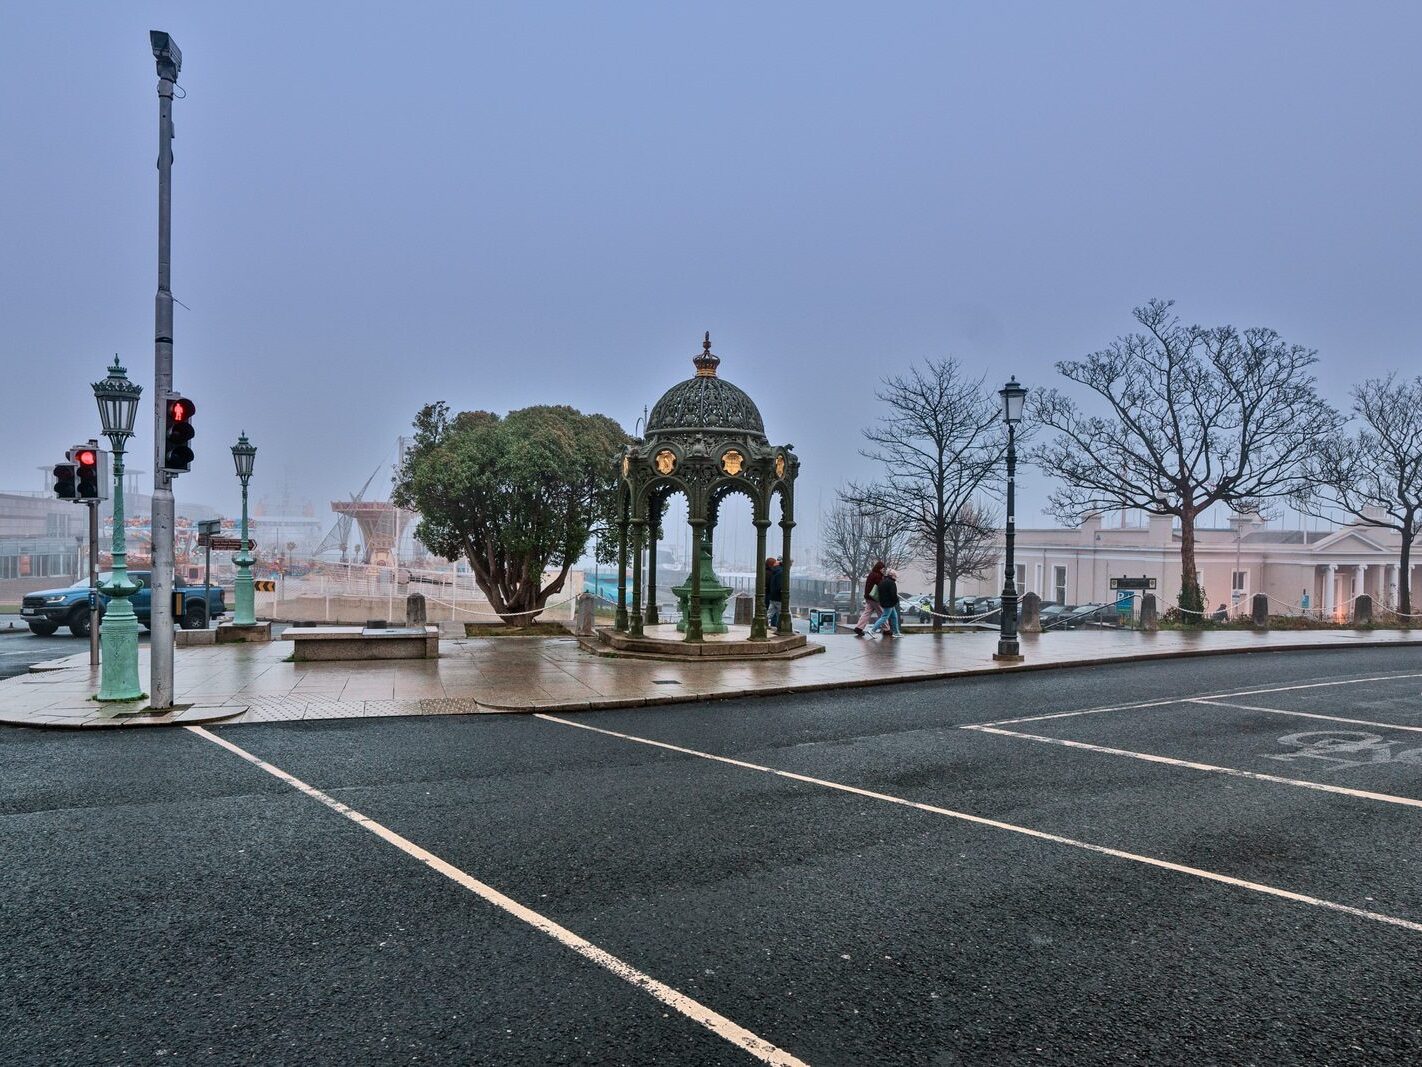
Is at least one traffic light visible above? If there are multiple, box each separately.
[73,446,101,501]
[162,394,197,474]
[52,459,78,500]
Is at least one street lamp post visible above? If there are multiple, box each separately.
[231,434,257,626]
[148,30,182,710]
[994,377,1028,663]
[92,357,146,703]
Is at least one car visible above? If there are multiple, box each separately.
[19,571,227,637]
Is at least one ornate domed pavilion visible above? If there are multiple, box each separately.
[613,334,800,643]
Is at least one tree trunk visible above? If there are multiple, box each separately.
[1400,522,1414,618]
[933,527,946,633]
[1178,508,1203,617]
[948,574,958,622]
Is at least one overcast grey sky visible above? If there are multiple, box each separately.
[3,2,1420,546]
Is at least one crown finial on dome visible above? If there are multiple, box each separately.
[694,331,720,377]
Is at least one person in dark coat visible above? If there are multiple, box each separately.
[866,569,902,638]
[854,560,886,637]
[765,557,783,629]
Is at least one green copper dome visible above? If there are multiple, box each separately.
[646,334,767,439]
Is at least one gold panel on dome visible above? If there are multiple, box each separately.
[655,449,677,475]
[775,453,786,478]
[721,450,745,476]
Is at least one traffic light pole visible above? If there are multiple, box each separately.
[149,40,178,710]
[88,498,99,668]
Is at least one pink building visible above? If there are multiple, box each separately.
[943,512,1416,616]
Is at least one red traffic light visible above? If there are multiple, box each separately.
[168,397,196,422]
[75,449,97,468]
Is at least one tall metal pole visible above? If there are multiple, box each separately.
[88,497,99,667]
[97,436,144,702]
[234,475,256,625]
[149,33,181,709]
[994,423,1022,662]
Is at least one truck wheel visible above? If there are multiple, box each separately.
[28,622,58,637]
[182,602,209,630]
[67,608,91,638]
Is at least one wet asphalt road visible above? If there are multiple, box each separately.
[3,646,1421,1065]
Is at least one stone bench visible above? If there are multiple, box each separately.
[283,625,440,662]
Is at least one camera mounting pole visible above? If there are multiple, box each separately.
[148,30,182,709]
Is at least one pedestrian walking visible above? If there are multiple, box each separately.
[853,560,886,637]
[765,556,783,629]
[866,569,902,638]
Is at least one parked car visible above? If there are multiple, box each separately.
[19,571,227,637]
[1038,602,1072,627]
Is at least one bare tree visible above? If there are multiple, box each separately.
[1296,375,1422,615]
[847,358,1003,628]
[940,500,999,614]
[819,493,915,592]
[1029,300,1340,614]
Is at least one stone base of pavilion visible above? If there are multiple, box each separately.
[582,624,823,661]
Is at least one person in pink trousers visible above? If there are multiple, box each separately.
[853,560,886,637]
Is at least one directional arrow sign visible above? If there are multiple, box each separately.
[203,537,250,554]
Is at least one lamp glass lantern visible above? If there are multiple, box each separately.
[92,356,143,441]
[231,433,257,482]
[999,376,1027,426]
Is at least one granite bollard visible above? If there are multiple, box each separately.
[1251,593,1268,630]
[1140,593,1159,632]
[1019,591,1042,634]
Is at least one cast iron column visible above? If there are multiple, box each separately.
[777,517,795,636]
[233,471,256,625]
[994,423,1022,661]
[686,520,705,642]
[96,436,143,702]
[614,491,629,631]
[644,499,659,628]
[751,518,769,639]
[629,519,645,638]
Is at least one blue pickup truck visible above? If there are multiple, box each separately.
[19,571,227,637]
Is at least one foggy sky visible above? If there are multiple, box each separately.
[3,2,1420,552]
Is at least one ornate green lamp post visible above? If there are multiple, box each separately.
[231,433,258,626]
[92,357,145,702]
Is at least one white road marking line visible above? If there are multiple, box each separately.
[961,724,1422,809]
[185,726,808,1067]
[535,714,1422,936]
[967,670,1422,728]
[1189,699,1422,734]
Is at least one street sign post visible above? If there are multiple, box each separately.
[197,519,220,627]
[200,536,246,551]
[1109,576,1157,591]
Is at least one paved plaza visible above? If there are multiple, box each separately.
[2,625,1421,728]
[3,646,1420,1064]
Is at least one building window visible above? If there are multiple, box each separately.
[1016,564,1027,591]
[1232,570,1247,592]
[1053,566,1067,605]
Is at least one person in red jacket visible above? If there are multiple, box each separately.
[853,560,886,637]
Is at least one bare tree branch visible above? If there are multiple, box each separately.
[1294,374,1422,613]
[846,357,1005,626]
[819,492,916,590]
[1028,300,1342,613]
